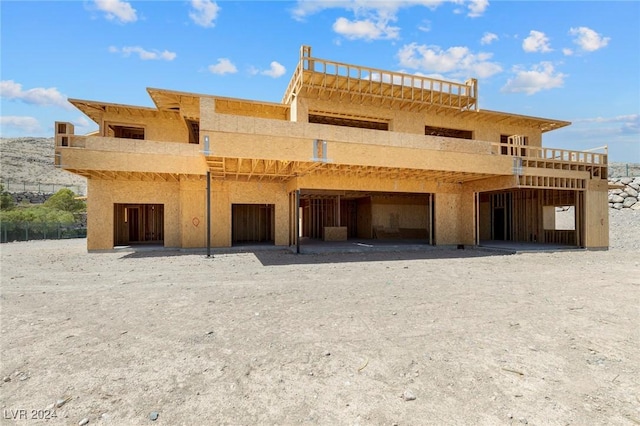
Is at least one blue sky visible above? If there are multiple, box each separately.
[1,0,638,162]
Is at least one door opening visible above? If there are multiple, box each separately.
[114,203,164,246]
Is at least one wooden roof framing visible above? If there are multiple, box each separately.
[204,155,496,184]
[62,169,198,182]
[283,52,478,112]
[147,88,200,114]
[282,46,570,133]
[69,98,179,124]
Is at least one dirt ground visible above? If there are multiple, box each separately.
[1,212,639,425]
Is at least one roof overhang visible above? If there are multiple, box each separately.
[147,87,201,113]
[68,98,178,124]
[477,109,571,133]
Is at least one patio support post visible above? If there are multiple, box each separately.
[296,189,300,254]
[206,171,212,258]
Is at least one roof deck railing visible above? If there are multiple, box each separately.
[283,45,478,111]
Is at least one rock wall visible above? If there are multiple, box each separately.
[608,177,640,210]
[10,192,53,204]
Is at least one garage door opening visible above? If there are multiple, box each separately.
[295,191,432,244]
[232,204,275,245]
[114,204,164,246]
[478,189,582,248]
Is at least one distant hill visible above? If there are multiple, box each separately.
[0,137,637,196]
[0,137,87,195]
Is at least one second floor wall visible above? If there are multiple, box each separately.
[290,96,545,147]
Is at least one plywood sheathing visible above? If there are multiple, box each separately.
[86,179,182,250]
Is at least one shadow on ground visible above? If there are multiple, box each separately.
[117,243,512,265]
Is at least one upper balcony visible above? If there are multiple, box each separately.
[283,46,478,113]
[492,141,608,189]
[54,122,207,180]
[200,109,608,190]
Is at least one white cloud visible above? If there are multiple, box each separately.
[501,62,566,95]
[0,116,41,133]
[0,80,72,109]
[467,0,489,18]
[480,32,498,45]
[260,61,287,78]
[292,1,489,39]
[94,0,137,23]
[522,30,552,53]
[397,43,502,79]
[333,16,399,40]
[109,46,177,61]
[569,26,610,52]
[574,114,640,134]
[418,20,431,33]
[562,48,573,56]
[189,0,220,28]
[208,58,237,75]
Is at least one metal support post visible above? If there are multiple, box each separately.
[206,171,212,258]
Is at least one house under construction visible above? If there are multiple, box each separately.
[54,46,609,251]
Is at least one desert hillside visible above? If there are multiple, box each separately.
[0,138,87,195]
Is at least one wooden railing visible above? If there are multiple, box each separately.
[283,46,478,111]
[492,143,608,165]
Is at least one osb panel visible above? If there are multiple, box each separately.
[85,136,202,157]
[214,98,289,121]
[371,200,428,230]
[288,174,450,194]
[200,97,216,130]
[435,192,475,245]
[101,111,188,143]
[290,96,308,122]
[324,227,348,241]
[59,144,207,175]
[584,189,609,248]
[179,178,207,248]
[299,97,543,145]
[464,175,518,192]
[205,130,513,176]
[208,112,494,155]
[86,179,181,250]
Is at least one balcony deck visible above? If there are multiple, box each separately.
[283,46,477,113]
[492,143,608,189]
[54,135,206,180]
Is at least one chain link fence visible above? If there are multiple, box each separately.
[608,163,640,178]
[0,179,86,195]
[0,222,86,243]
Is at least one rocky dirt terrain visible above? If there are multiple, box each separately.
[1,137,638,425]
[1,209,639,425]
